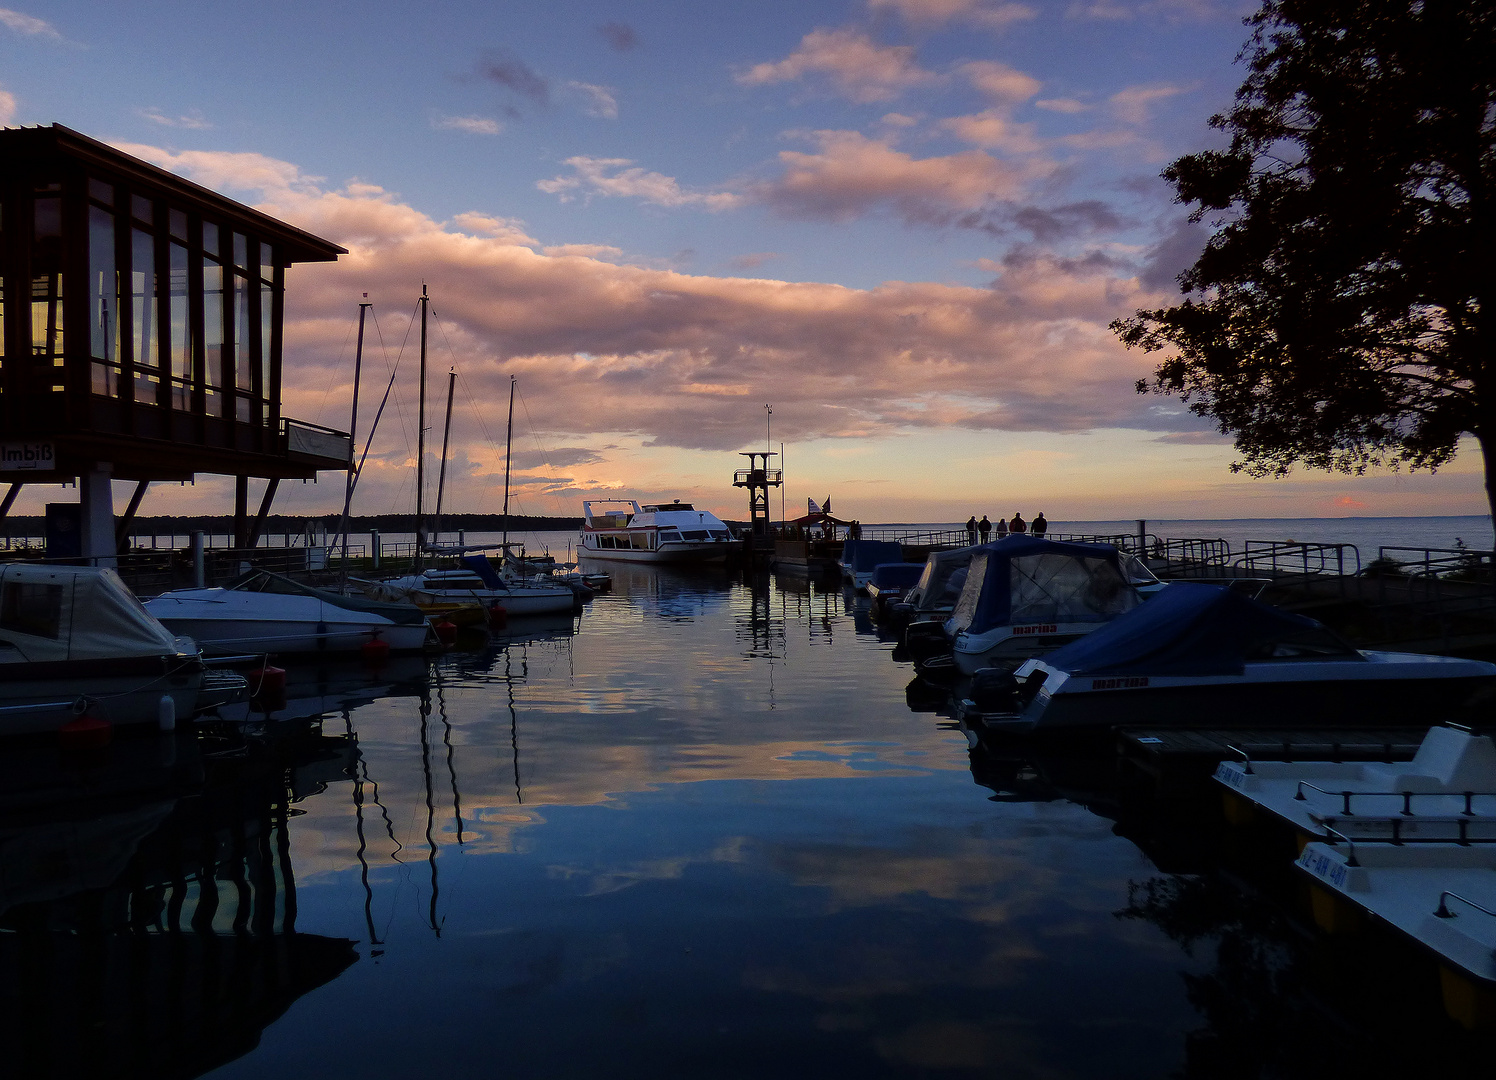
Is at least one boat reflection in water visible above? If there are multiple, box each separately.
[0,725,359,1079]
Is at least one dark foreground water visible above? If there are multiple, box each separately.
[2,564,1492,1078]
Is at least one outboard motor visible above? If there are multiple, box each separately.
[902,618,949,661]
[885,600,916,629]
[968,667,1019,713]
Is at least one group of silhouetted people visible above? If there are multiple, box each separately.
[966,512,1048,544]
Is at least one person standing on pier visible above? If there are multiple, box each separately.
[995,516,1008,539]
[978,515,991,542]
[1032,512,1047,536]
[966,516,978,544]
[1009,512,1026,534]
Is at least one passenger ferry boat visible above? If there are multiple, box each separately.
[580,499,741,563]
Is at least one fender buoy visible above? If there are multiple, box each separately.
[60,708,112,750]
[248,665,287,697]
[488,604,508,628]
[362,637,391,664]
[434,619,458,646]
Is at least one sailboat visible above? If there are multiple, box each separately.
[365,291,575,618]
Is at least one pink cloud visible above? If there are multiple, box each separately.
[119,142,1177,513]
[537,156,741,210]
[938,109,1042,153]
[735,28,942,103]
[755,130,1034,224]
[957,60,1041,105]
[867,0,1037,29]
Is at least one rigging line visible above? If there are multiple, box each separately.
[513,383,569,521]
[314,319,357,429]
[345,712,383,947]
[438,681,465,845]
[417,686,442,936]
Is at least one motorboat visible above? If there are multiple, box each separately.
[865,562,924,618]
[580,499,741,563]
[942,536,1145,674]
[1296,836,1496,1027]
[369,555,577,615]
[978,583,1496,734]
[1215,724,1496,844]
[890,545,976,627]
[145,569,431,655]
[838,539,903,589]
[0,563,209,735]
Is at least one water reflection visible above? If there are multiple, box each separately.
[7,563,1494,1078]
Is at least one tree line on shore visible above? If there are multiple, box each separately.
[0,513,584,537]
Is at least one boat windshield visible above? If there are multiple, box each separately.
[226,570,314,596]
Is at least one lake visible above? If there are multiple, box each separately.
[2,560,1491,1077]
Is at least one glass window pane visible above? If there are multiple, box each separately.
[132,229,159,404]
[31,197,63,374]
[168,209,187,242]
[89,205,119,397]
[260,242,273,282]
[232,232,247,271]
[203,257,224,415]
[260,282,273,421]
[131,194,152,224]
[234,272,251,393]
[169,242,190,408]
[88,179,113,206]
[202,222,218,258]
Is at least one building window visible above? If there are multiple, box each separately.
[88,201,119,396]
[168,240,190,408]
[203,236,225,417]
[30,194,64,391]
[131,226,160,405]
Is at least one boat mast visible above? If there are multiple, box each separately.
[434,368,456,547]
[501,375,515,558]
[414,284,428,572]
[336,298,370,585]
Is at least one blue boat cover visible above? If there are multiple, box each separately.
[460,554,507,590]
[1041,581,1343,677]
[869,562,924,589]
[950,536,1138,635]
[848,540,903,573]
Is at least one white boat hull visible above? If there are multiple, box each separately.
[0,658,204,736]
[579,542,735,564]
[153,616,431,655]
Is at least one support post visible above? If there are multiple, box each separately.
[234,475,249,549]
[371,529,380,569]
[79,464,116,567]
[191,530,206,588]
[0,483,21,522]
[247,478,280,549]
[115,480,149,554]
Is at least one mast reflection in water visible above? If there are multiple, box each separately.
[5,554,1494,1078]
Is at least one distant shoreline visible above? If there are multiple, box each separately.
[0,513,584,537]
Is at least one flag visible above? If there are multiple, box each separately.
[807,498,821,514]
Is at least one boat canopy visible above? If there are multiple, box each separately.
[843,539,903,574]
[948,536,1138,636]
[1041,582,1361,677]
[0,564,179,661]
[868,563,924,590]
[906,545,978,613]
[225,569,426,624]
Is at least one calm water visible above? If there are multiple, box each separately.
[3,562,1492,1077]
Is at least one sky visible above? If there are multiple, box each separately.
[1,0,1486,524]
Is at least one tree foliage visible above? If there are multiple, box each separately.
[1114,0,1496,514]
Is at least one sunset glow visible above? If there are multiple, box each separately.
[2,0,1483,522]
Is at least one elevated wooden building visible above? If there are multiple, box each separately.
[0,124,350,559]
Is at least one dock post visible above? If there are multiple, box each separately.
[1137,519,1146,555]
[371,529,381,569]
[191,531,205,588]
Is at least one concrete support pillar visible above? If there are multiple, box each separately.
[370,529,380,569]
[79,464,116,567]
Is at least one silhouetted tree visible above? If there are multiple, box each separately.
[1113,0,1496,531]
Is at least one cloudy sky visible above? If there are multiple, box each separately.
[1,0,1482,522]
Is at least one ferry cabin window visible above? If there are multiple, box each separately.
[659,530,682,542]
[0,582,63,639]
[168,240,190,408]
[631,533,650,550]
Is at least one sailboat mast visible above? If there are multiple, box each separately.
[501,375,515,555]
[434,368,456,547]
[336,298,370,582]
[415,285,428,572]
